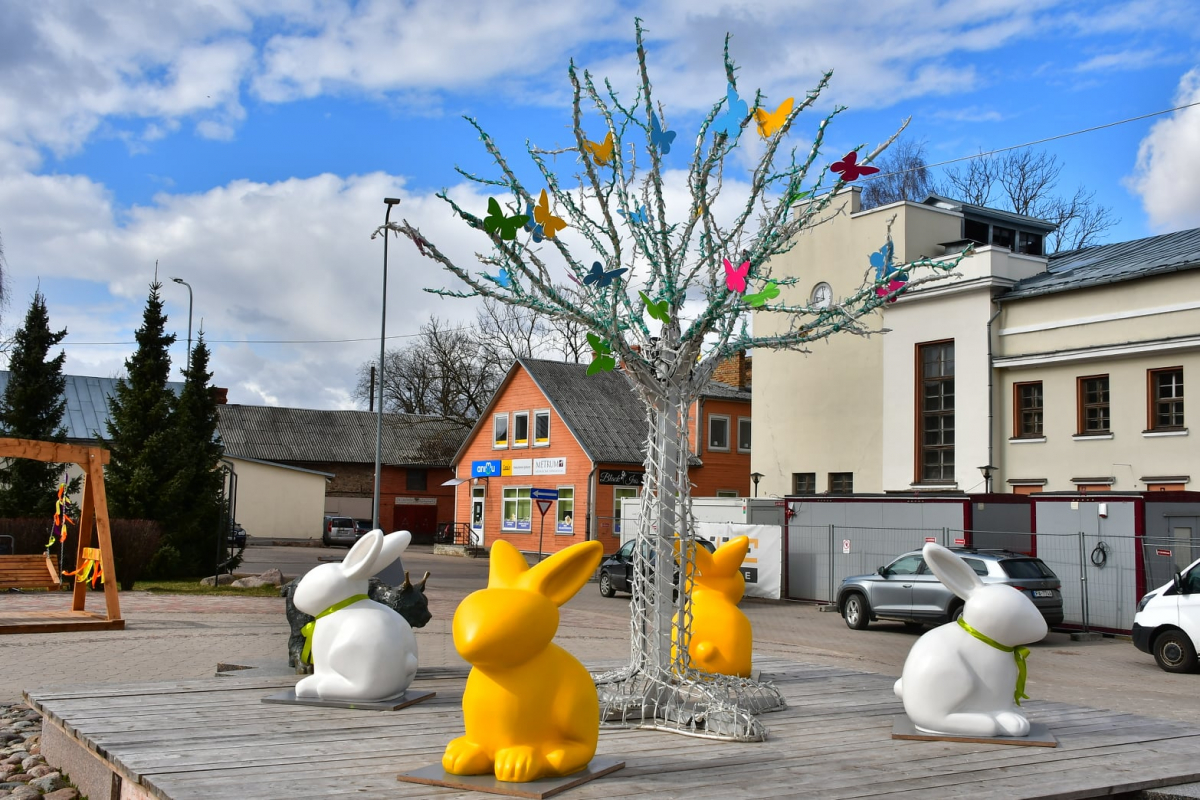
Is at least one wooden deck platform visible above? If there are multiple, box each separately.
[0,608,125,634]
[25,658,1200,800]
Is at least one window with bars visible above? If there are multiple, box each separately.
[1149,368,1184,430]
[1014,381,1043,438]
[918,341,955,482]
[792,473,816,495]
[829,472,854,494]
[1078,375,1110,434]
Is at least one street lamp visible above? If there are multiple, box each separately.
[978,464,997,494]
[750,471,764,498]
[170,277,193,365]
[373,198,401,531]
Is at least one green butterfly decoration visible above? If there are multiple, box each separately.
[785,189,812,206]
[483,198,530,241]
[586,333,616,375]
[639,291,671,323]
[744,281,780,308]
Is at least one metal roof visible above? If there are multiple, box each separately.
[217,405,467,467]
[0,372,183,442]
[922,193,1058,233]
[1002,226,1200,300]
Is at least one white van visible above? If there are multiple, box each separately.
[1132,556,1200,673]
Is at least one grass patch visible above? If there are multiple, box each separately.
[132,580,283,597]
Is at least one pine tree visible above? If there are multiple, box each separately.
[158,332,225,577]
[105,282,177,522]
[0,291,70,516]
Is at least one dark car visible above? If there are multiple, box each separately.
[227,522,247,549]
[836,547,1064,630]
[599,537,718,598]
[355,519,373,536]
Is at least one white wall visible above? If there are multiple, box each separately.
[227,457,328,541]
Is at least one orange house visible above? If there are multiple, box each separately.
[451,357,751,555]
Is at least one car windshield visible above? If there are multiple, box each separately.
[1000,559,1056,579]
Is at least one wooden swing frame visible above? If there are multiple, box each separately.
[0,437,124,634]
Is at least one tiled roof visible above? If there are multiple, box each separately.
[0,372,183,442]
[217,405,467,467]
[1002,227,1200,300]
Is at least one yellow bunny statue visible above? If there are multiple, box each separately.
[678,536,753,677]
[443,539,604,783]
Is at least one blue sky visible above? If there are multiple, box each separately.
[1,0,1199,410]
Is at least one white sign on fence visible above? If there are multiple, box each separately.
[842,539,851,554]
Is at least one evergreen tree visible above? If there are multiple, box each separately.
[0,291,70,516]
[158,332,225,577]
[105,282,177,522]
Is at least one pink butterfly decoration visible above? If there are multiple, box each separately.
[724,258,751,293]
[831,151,880,182]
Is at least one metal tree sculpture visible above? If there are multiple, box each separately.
[387,22,967,741]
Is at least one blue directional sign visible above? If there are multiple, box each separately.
[471,459,501,478]
[530,488,560,500]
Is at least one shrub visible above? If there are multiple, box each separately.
[109,519,163,591]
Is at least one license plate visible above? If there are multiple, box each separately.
[1033,589,1054,598]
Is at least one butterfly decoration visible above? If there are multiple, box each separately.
[870,241,907,302]
[533,189,567,239]
[724,258,751,294]
[649,111,676,154]
[744,281,780,308]
[713,83,749,138]
[619,205,649,225]
[831,150,880,182]
[754,97,794,139]
[639,291,671,323]
[586,333,617,375]
[785,189,812,206]
[523,203,543,243]
[482,198,529,241]
[484,268,511,289]
[583,261,628,288]
[584,131,615,166]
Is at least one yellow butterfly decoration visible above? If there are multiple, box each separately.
[533,189,567,239]
[584,131,615,166]
[755,97,794,139]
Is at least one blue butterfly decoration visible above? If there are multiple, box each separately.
[490,268,511,289]
[523,203,544,243]
[650,112,676,155]
[870,241,907,302]
[583,261,628,288]
[713,83,748,138]
[619,205,649,224]
[869,241,894,280]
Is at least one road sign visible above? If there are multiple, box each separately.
[530,488,560,500]
[535,499,554,516]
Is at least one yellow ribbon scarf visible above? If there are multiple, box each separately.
[958,617,1031,706]
[300,594,368,665]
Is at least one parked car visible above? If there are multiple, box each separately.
[599,537,717,598]
[355,519,373,536]
[1132,556,1200,673]
[227,522,247,549]
[836,547,1064,630]
[322,516,358,547]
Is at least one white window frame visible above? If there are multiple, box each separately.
[493,413,509,449]
[501,486,532,531]
[708,414,731,452]
[556,486,574,534]
[737,416,751,453]
[534,409,551,447]
[513,411,529,448]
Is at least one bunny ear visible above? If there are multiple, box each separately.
[371,530,412,574]
[690,540,716,575]
[342,530,384,581]
[711,536,750,576]
[922,542,983,600]
[522,541,604,607]
[488,539,531,589]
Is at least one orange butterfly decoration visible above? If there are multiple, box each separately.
[584,131,615,166]
[533,189,567,239]
[755,97,794,139]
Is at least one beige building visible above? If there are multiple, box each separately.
[754,187,1199,496]
[223,456,331,542]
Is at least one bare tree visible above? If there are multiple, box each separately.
[860,137,936,208]
[943,148,1118,252]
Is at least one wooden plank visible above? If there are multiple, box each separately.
[0,610,125,634]
[0,436,110,467]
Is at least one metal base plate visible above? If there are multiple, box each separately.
[261,687,435,711]
[892,715,1058,747]
[397,757,625,799]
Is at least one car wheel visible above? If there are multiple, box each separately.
[842,593,870,630]
[599,571,616,598]
[948,602,965,624]
[321,533,331,547]
[1153,630,1199,673]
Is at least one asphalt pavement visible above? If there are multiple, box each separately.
[2,543,1194,725]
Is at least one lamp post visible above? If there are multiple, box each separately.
[750,471,764,498]
[978,464,997,494]
[170,277,193,365]
[374,198,401,531]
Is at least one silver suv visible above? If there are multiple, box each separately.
[837,548,1063,630]
[322,516,358,547]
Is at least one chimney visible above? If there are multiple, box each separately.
[211,387,229,404]
[712,350,750,390]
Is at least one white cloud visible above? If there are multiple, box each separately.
[1126,67,1200,231]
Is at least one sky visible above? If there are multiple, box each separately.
[1,0,1199,411]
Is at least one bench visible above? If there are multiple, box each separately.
[0,554,61,590]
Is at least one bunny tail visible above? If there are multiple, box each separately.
[893,678,903,699]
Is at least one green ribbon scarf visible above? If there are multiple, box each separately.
[300,594,369,665]
[958,617,1031,706]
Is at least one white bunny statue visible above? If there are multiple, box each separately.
[894,542,1048,737]
[292,529,419,702]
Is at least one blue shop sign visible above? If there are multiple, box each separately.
[472,459,502,478]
